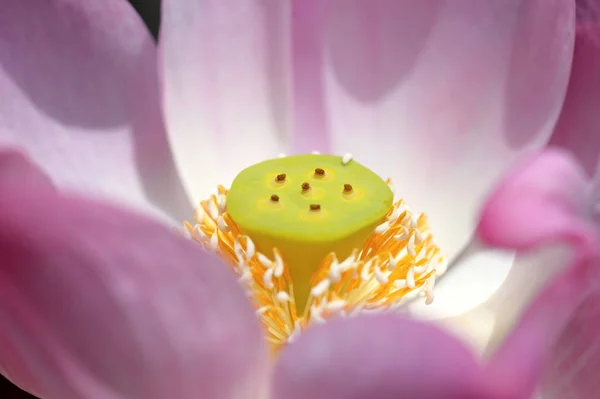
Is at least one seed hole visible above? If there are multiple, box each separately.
[301,182,311,192]
[343,184,353,193]
[270,194,280,202]
[276,173,286,182]
[309,204,321,211]
[314,168,325,176]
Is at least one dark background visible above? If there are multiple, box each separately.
[129,0,161,39]
[1,1,161,397]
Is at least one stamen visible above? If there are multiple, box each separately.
[288,321,302,343]
[218,194,227,214]
[339,251,358,271]
[434,257,448,275]
[210,230,219,251]
[374,265,388,285]
[328,262,342,283]
[406,267,416,288]
[342,153,353,165]
[394,279,407,289]
[394,226,408,241]
[360,259,373,281]
[413,264,427,274]
[193,224,207,240]
[274,250,284,278]
[217,216,230,233]
[407,234,416,256]
[277,291,291,302]
[425,275,436,305]
[388,207,401,223]
[257,252,272,268]
[326,300,347,313]
[374,221,390,234]
[207,200,219,220]
[238,270,252,284]
[263,267,275,289]
[414,229,423,244]
[195,206,205,224]
[257,306,271,315]
[245,236,256,258]
[387,253,397,270]
[311,279,331,297]
[310,306,326,324]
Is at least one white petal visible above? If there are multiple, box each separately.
[409,241,515,320]
[317,1,575,259]
[160,0,292,202]
[412,243,572,355]
[0,0,191,222]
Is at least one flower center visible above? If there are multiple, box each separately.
[182,154,446,352]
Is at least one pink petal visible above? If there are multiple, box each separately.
[477,150,593,249]
[299,0,575,260]
[290,1,331,154]
[549,9,600,176]
[0,0,190,221]
[547,88,600,398]
[541,288,600,398]
[0,184,267,399]
[475,149,600,397]
[273,315,488,399]
[160,0,291,202]
[0,148,55,192]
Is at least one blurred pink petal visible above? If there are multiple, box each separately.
[290,1,330,154]
[0,185,267,399]
[546,30,600,395]
[476,149,600,398]
[160,0,291,202]
[273,315,488,399]
[307,0,574,260]
[541,285,600,398]
[477,150,592,248]
[0,0,190,221]
[550,5,600,177]
[0,148,55,192]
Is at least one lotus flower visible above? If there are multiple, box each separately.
[0,1,599,398]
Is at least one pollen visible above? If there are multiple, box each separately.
[181,154,446,352]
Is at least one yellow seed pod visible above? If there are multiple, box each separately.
[227,154,394,310]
